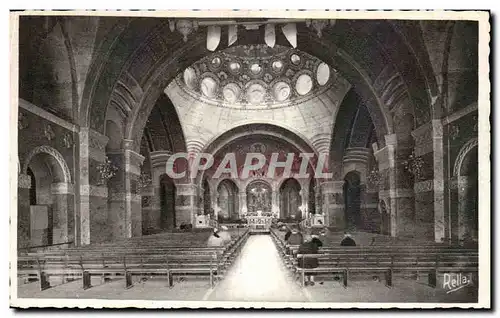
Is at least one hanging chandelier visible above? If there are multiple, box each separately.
[167,18,336,52]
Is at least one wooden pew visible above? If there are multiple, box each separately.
[295,251,478,288]
[270,228,478,288]
[18,228,250,291]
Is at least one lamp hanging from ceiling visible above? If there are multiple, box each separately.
[264,24,276,48]
[207,25,221,51]
[281,23,297,48]
[228,24,238,47]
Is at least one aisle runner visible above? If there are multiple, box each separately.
[206,235,309,302]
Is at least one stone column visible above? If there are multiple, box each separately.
[375,134,415,238]
[140,184,158,233]
[77,128,89,246]
[17,174,32,248]
[79,128,109,245]
[315,184,322,215]
[457,176,474,241]
[299,182,309,219]
[175,182,198,227]
[320,180,344,229]
[432,120,446,243]
[239,191,247,217]
[211,185,219,219]
[108,139,145,239]
[411,121,444,242]
[124,141,145,237]
[50,182,75,244]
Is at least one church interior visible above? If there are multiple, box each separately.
[15,16,480,303]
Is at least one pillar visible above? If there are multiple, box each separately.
[432,120,446,242]
[17,174,31,248]
[375,134,415,238]
[239,190,247,217]
[457,176,475,241]
[175,183,198,227]
[320,180,344,229]
[140,183,158,234]
[108,139,145,239]
[79,128,109,245]
[50,182,75,244]
[299,182,309,219]
[411,121,445,242]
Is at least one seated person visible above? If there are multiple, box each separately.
[297,229,323,286]
[340,232,357,246]
[285,224,303,245]
[206,227,224,247]
[218,225,232,244]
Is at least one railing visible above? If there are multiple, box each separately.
[18,241,74,253]
[300,214,326,229]
[246,215,273,231]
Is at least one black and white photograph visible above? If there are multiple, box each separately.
[8,10,490,309]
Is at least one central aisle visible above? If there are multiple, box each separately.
[206,234,309,302]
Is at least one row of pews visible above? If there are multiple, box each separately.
[18,228,250,291]
[270,229,478,288]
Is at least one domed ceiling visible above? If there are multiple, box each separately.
[177,44,336,109]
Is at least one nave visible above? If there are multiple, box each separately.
[205,235,308,302]
[17,229,477,303]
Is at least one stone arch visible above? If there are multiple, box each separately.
[196,123,318,187]
[217,179,239,220]
[453,137,479,177]
[246,179,273,215]
[78,20,437,152]
[279,178,302,220]
[22,145,72,184]
[452,137,478,245]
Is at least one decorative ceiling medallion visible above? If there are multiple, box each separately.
[295,74,313,96]
[290,54,301,65]
[229,62,241,74]
[273,81,291,102]
[250,63,263,75]
[183,67,197,89]
[246,83,266,105]
[211,57,222,68]
[316,62,330,86]
[200,77,218,98]
[176,44,341,109]
[223,83,241,103]
[271,60,284,73]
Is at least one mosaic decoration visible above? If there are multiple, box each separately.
[176,44,335,109]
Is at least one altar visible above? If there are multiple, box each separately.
[245,210,273,233]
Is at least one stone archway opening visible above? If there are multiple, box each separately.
[159,174,176,230]
[246,180,272,216]
[279,178,302,221]
[217,179,239,222]
[22,150,73,248]
[456,145,478,245]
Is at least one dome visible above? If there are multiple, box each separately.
[175,44,337,109]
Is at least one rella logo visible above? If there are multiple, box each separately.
[163,152,333,179]
[443,273,473,294]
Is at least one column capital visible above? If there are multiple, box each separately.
[18,174,31,189]
[51,182,74,195]
[320,180,344,193]
[126,149,146,175]
[175,182,198,195]
[122,139,135,150]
